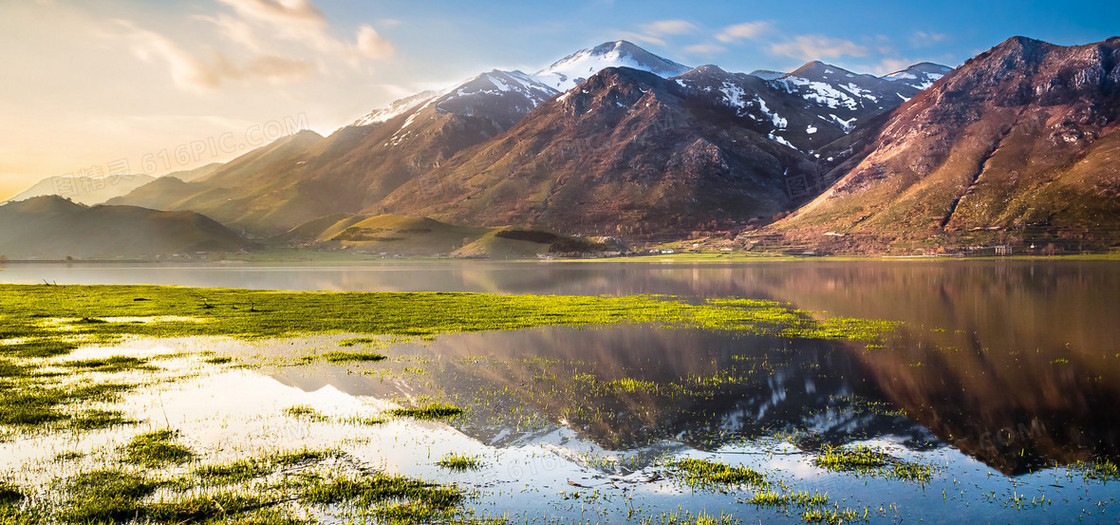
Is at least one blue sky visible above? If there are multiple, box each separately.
[1,0,1117,197]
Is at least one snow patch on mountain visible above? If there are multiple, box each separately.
[353,90,440,127]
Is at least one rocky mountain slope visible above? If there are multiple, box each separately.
[762,36,1120,253]
[373,67,817,237]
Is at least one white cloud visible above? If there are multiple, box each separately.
[910,30,948,48]
[617,31,666,46]
[216,0,326,28]
[356,25,394,59]
[683,43,726,57]
[118,20,314,91]
[770,35,868,61]
[715,21,771,43]
[117,0,393,92]
[640,19,698,36]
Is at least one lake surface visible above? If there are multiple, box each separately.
[2,259,1119,522]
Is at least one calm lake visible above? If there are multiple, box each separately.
[2,259,1119,523]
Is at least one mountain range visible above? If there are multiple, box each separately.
[8,36,1119,256]
[100,40,940,240]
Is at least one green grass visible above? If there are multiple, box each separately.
[0,284,898,348]
[121,429,194,467]
[388,403,463,420]
[436,453,483,472]
[668,458,768,490]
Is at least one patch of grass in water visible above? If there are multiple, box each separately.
[269,448,341,467]
[1074,458,1120,481]
[194,459,273,484]
[640,510,741,525]
[283,405,329,422]
[0,381,133,427]
[54,451,84,462]
[436,453,483,472]
[297,472,464,511]
[606,377,659,394]
[388,402,463,420]
[122,429,194,467]
[339,337,375,347]
[668,458,767,490]
[145,492,271,522]
[61,468,162,523]
[745,491,789,507]
[814,445,889,471]
[68,408,137,431]
[319,351,387,364]
[791,490,830,508]
[204,356,234,364]
[813,445,935,483]
[800,507,868,524]
[62,356,153,373]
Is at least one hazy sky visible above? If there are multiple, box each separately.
[2,0,1118,199]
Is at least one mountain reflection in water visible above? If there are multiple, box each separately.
[265,319,1120,476]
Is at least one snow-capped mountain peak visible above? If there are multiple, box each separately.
[881,62,953,90]
[535,40,691,92]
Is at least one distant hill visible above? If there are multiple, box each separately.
[288,213,615,258]
[5,174,155,205]
[0,196,251,259]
